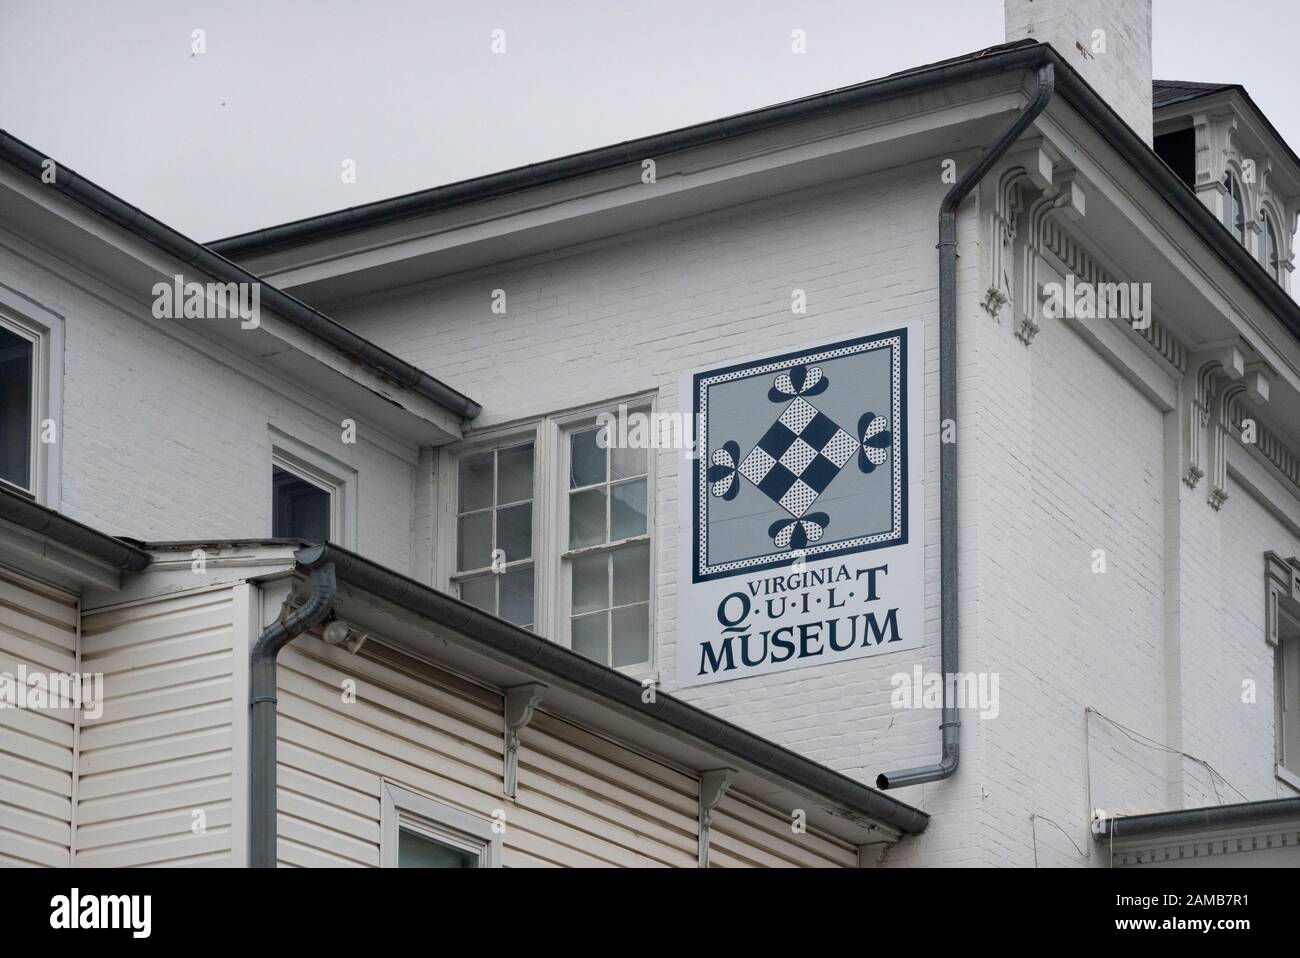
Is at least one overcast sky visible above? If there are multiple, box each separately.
[1,0,1296,242]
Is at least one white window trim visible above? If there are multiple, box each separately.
[0,286,63,506]
[553,403,656,677]
[1265,553,1300,785]
[437,396,657,678]
[269,427,357,547]
[379,782,500,868]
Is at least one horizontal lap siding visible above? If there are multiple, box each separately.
[276,637,703,867]
[76,588,238,867]
[709,793,857,868]
[0,567,78,867]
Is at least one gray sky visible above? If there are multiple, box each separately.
[1,0,1296,242]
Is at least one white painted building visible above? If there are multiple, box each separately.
[2,0,1299,867]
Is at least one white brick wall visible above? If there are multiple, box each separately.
[329,151,1299,864]
[1005,0,1154,144]
[0,240,420,575]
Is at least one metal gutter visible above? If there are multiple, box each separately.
[876,62,1057,790]
[209,42,1300,349]
[0,485,150,572]
[249,560,337,868]
[0,130,482,421]
[291,542,930,838]
[1101,796,1300,841]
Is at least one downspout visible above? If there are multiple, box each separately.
[877,62,1055,790]
[249,560,337,867]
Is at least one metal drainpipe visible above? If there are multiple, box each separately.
[877,62,1055,790]
[249,560,337,867]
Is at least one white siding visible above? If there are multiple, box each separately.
[75,586,239,867]
[275,631,853,867]
[0,565,78,867]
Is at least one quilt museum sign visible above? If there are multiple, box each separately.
[678,324,923,687]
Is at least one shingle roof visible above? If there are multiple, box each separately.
[1152,79,1237,109]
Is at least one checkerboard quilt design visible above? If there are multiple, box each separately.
[737,397,859,518]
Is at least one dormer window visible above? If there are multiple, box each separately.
[1261,213,1281,281]
[1223,172,1246,243]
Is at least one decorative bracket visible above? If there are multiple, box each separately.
[503,683,546,799]
[1184,345,1245,489]
[697,768,736,868]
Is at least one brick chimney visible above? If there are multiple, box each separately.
[1005,0,1153,144]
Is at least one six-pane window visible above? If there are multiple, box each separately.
[455,442,535,630]
[566,426,650,668]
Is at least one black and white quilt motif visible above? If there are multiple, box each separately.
[692,331,906,582]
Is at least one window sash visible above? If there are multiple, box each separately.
[0,317,39,497]
[560,414,653,669]
[441,402,656,672]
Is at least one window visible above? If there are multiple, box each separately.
[380,782,500,868]
[272,467,331,540]
[1261,213,1282,282]
[1267,554,1300,785]
[268,430,355,545]
[454,441,535,630]
[1223,172,1246,242]
[442,401,657,673]
[564,424,651,668]
[0,321,34,494]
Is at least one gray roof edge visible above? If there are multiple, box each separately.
[1106,796,1300,842]
[0,485,150,572]
[294,541,931,837]
[207,42,1300,351]
[0,130,481,421]
[208,40,1048,256]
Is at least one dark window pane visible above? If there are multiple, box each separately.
[496,502,532,562]
[398,828,475,868]
[459,575,495,615]
[570,428,605,488]
[610,479,647,539]
[458,452,494,512]
[457,511,493,571]
[571,552,608,615]
[613,542,650,606]
[571,611,608,664]
[0,327,33,491]
[611,604,649,668]
[497,444,534,504]
[568,487,607,548]
[499,568,534,628]
[610,442,646,481]
[272,468,331,541]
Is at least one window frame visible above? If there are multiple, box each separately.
[556,406,655,673]
[1223,171,1247,243]
[1261,211,1282,282]
[379,781,500,868]
[1265,553,1300,790]
[0,298,58,504]
[269,428,357,547]
[437,397,657,678]
[448,430,541,631]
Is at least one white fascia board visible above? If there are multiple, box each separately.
[0,170,463,445]
[248,75,1029,299]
